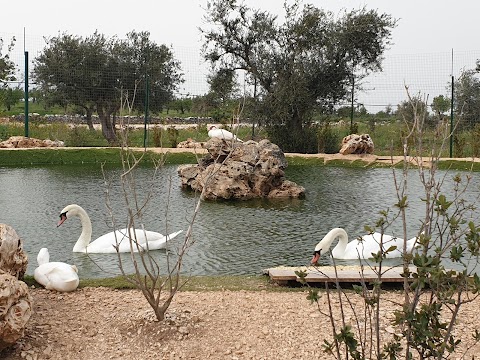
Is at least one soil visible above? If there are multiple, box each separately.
[1,286,480,360]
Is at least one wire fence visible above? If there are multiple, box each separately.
[3,32,480,109]
[1,31,209,99]
[1,31,480,155]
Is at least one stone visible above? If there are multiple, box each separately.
[0,273,33,351]
[0,224,28,279]
[339,133,374,155]
[0,136,64,148]
[176,138,205,149]
[177,138,305,200]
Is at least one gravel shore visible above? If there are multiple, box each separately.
[2,286,480,360]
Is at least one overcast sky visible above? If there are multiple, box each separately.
[3,0,480,110]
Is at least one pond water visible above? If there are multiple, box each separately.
[1,163,479,278]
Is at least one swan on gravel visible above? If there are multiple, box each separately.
[34,247,79,292]
[57,204,183,253]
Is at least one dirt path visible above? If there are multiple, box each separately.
[2,286,480,360]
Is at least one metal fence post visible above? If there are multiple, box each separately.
[24,51,29,137]
[143,74,150,148]
[449,75,454,158]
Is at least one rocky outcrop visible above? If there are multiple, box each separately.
[0,274,33,351]
[0,224,32,351]
[178,138,305,200]
[0,136,64,148]
[339,134,374,155]
[0,225,28,279]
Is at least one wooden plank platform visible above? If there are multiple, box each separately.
[265,266,415,285]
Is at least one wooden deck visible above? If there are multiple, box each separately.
[265,266,414,286]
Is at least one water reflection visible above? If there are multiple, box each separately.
[0,164,479,278]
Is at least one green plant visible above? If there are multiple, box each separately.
[349,122,359,134]
[267,124,319,154]
[152,126,163,147]
[471,123,480,157]
[66,125,107,147]
[317,122,340,154]
[302,89,480,359]
[454,134,466,157]
[167,126,179,147]
[368,118,376,133]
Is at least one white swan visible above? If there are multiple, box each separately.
[311,227,419,262]
[57,204,183,253]
[34,248,79,292]
[208,125,243,142]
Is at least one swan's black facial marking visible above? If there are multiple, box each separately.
[311,250,321,265]
[57,212,68,227]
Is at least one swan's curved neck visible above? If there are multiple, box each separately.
[315,228,349,257]
[73,207,92,252]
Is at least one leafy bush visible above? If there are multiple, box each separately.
[317,122,340,154]
[266,124,318,154]
[66,126,107,147]
[301,91,480,359]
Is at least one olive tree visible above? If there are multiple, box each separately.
[34,31,183,143]
[0,36,18,111]
[206,67,239,122]
[431,95,450,116]
[454,67,480,130]
[201,0,396,152]
[0,36,15,83]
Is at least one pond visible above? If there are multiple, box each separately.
[1,163,479,278]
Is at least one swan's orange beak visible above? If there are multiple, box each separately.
[311,251,320,265]
[57,213,67,227]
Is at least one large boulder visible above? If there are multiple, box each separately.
[0,274,32,351]
[0,136,64,148]
[0,225,28,279]
[339,133,374,155]
[0,225,32,351]
[178,138,305,200]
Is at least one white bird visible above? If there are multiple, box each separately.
[57,204,183,253]
[208,125,243,142]
[311,227,419,262]
[34,248,79,292]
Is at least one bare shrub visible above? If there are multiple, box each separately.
[301,88,480,359]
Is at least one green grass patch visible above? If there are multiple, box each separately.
[324,159,366,167]
[159,151,202,165]
[0,148,199,166]
[437,160,480,172]
[286,155,325,166]
[3,148,480,171]
[23,274,304,292]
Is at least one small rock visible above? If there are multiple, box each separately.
[178,326,189,335]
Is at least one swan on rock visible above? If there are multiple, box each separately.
[311,227,419,262]
[57,204,183,253]
[34,248,79,292]
[208,125,243,142]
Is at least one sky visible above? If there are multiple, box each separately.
[3,0,480,111]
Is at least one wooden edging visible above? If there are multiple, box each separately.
[265,266,415,286]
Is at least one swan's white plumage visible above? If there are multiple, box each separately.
[208,125,243,142]
[34,248,79,292]
[57,204,183,253]
[311,227,418,261]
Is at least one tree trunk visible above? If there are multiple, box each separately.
[84,107,94,131]
[97,105,117,144]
